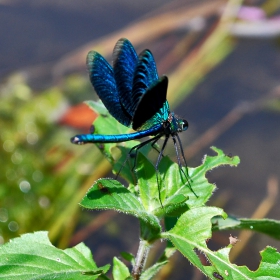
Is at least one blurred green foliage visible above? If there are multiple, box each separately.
[0,74,106,245]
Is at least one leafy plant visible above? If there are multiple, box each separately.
[1,102,280,280]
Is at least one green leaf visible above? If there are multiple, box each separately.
[139,260,168,280]
[183,146,240,208]
[0,231,109,280]
[80,178,161,237]
[213,216,280,240]
[120,252,135,265]
[238,219,280,240]
[251,246,280,278]
[135,153,163,212]
[160,194,189,217]
[112,257,130,280]
[162,207,228,278]
[212,215,241,230]
[163,207,226,250]
[135,153,189,216]
[136,146,239,215]
[163,207,280,279]
[205,246,280,279]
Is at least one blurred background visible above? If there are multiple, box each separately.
[1,0,280,279]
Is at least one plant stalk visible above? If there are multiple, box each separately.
[132,239,151,280]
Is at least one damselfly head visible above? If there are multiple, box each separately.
[182,119,188,131]
[176,118,188,132]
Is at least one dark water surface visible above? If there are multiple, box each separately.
[0,0,169,76]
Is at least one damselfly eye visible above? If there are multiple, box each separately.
[182,119,188,131]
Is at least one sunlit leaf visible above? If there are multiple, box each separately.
[213,216,280,240]
[112,257,130,280]
[80,178,161,238]
[163,207,280,279]
[0,232,109,280]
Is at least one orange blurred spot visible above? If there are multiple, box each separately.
[59,103,97,130]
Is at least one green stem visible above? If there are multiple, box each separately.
[132,239,151,280]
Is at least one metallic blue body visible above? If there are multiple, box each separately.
[70,38,195,203]
[72,124,163,144]
[71,38,188,145]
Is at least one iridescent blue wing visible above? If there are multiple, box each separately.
[138,50,159,87]
[87,51,131,127]
[132,76,169,130]
[130,50,159,114]
[113,38,138,118]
